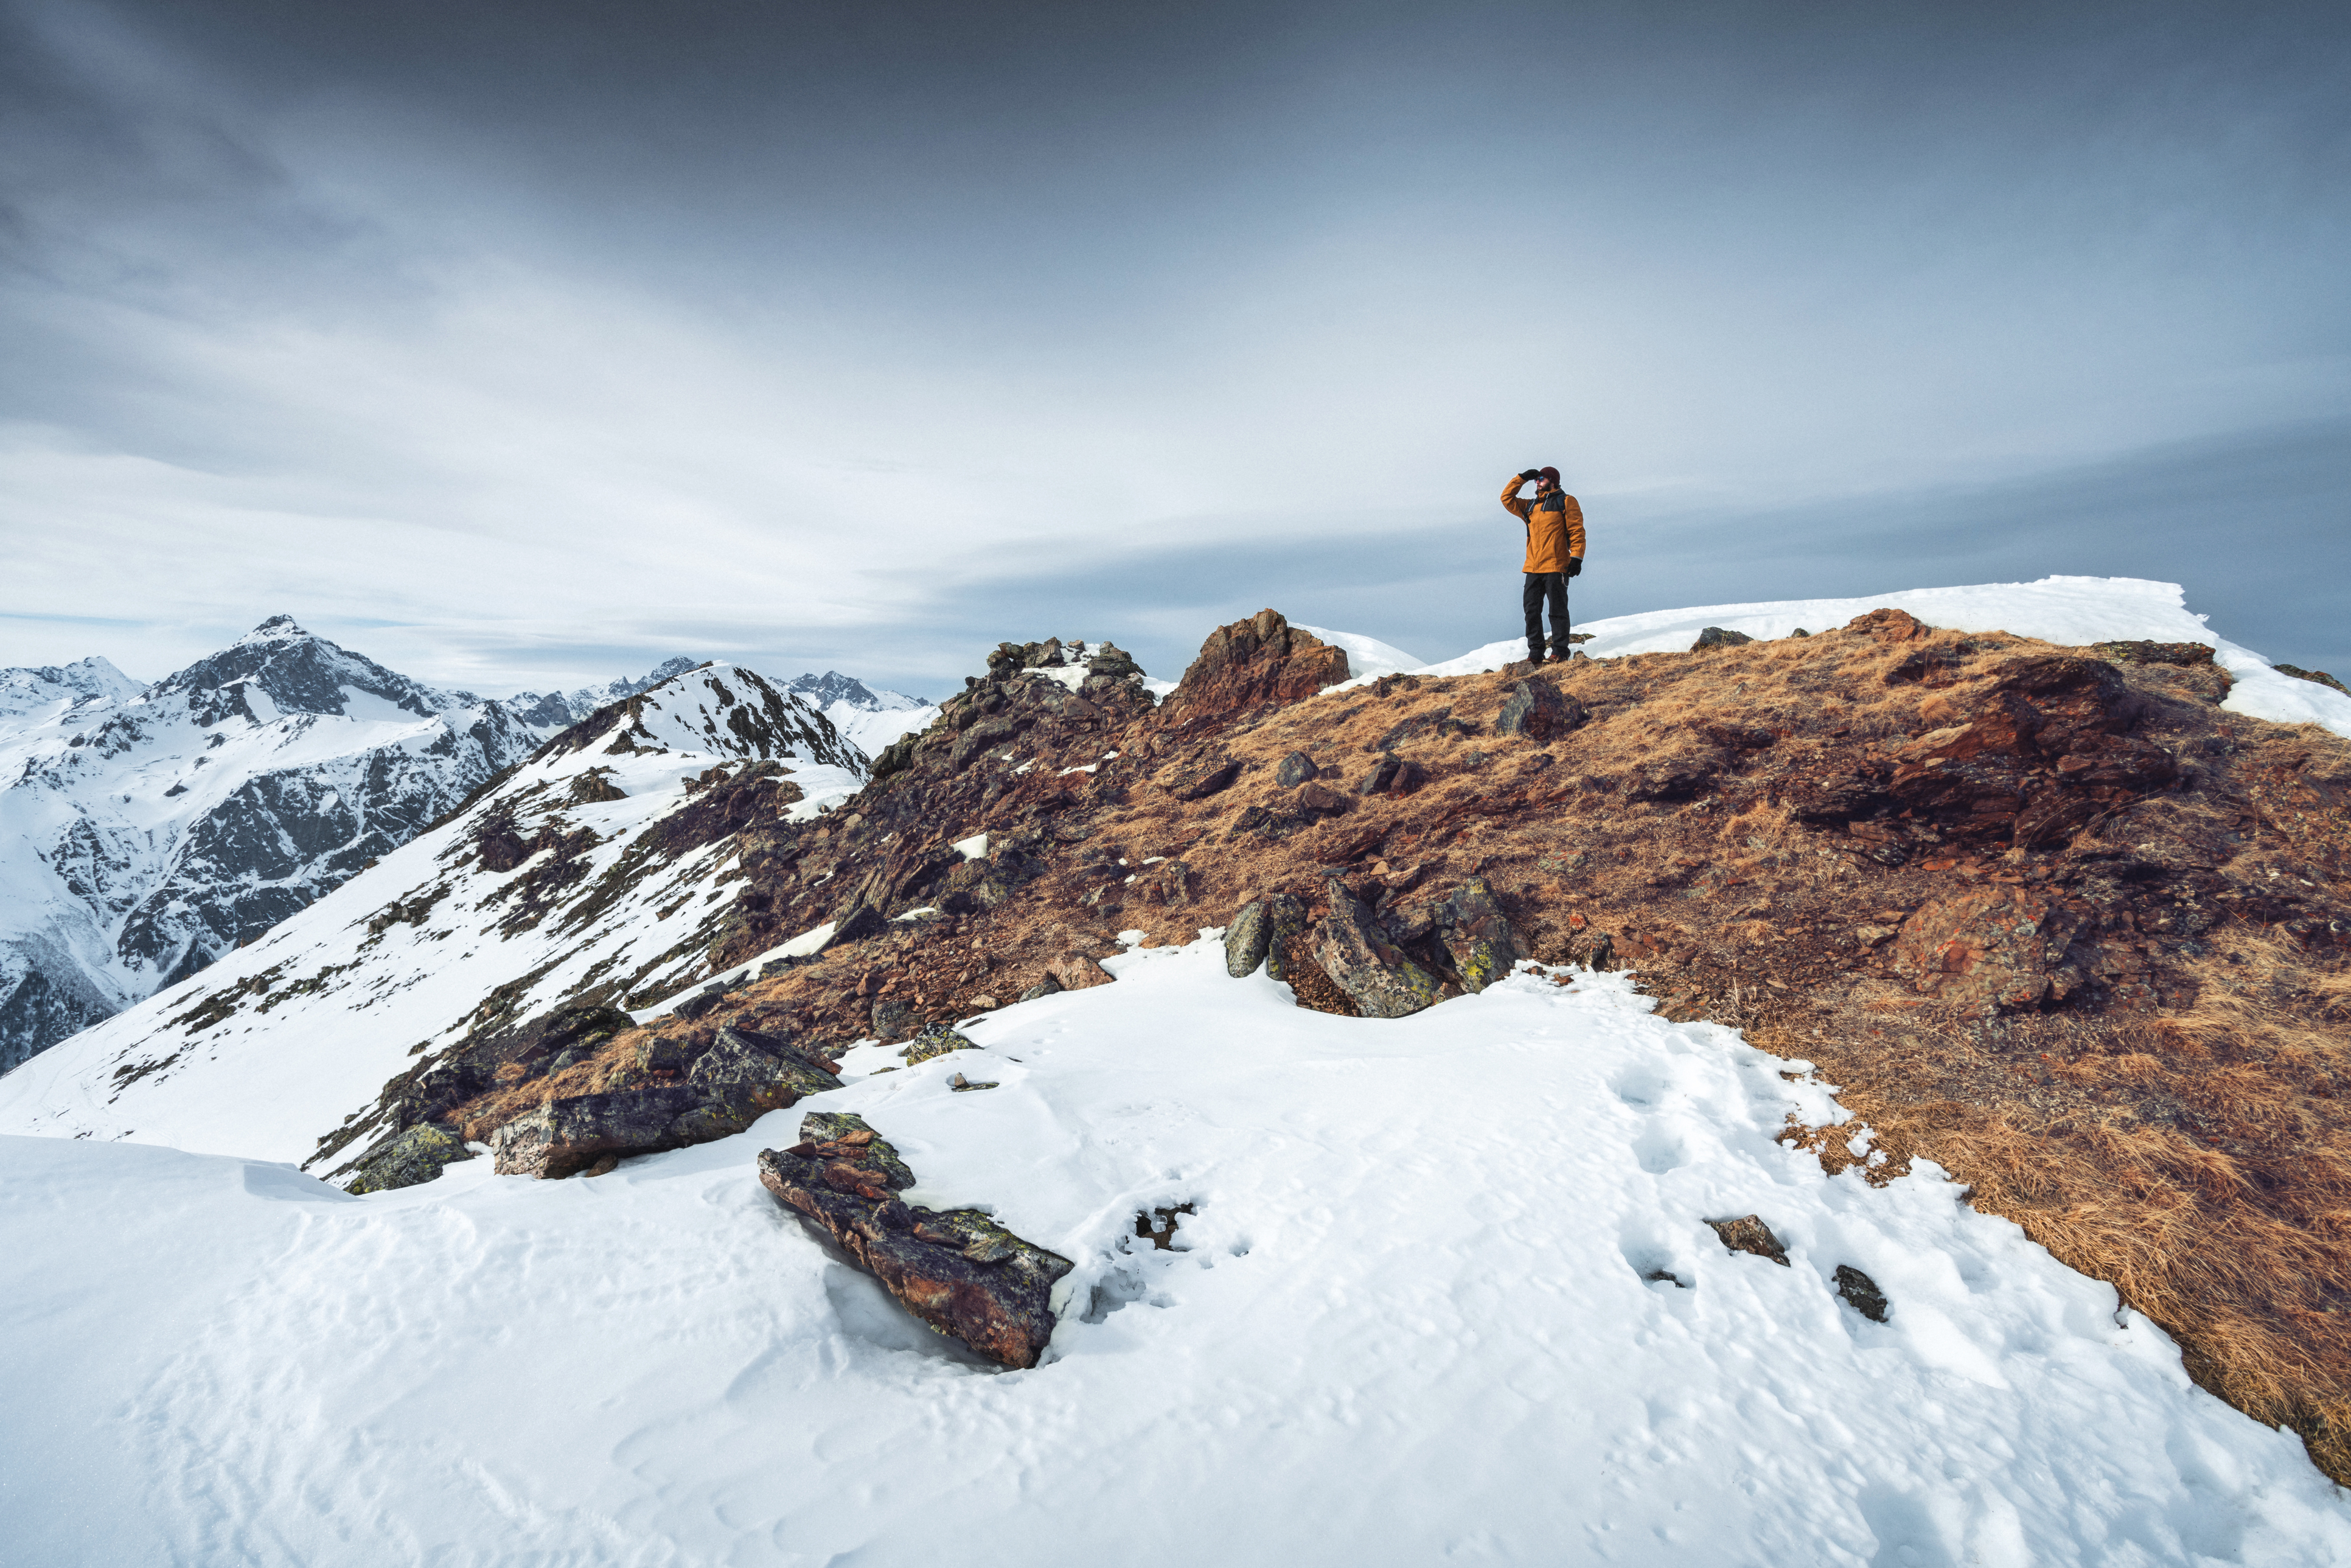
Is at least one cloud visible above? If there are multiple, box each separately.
[2,0,2349,692]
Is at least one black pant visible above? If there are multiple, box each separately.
[1523,573,1569,655]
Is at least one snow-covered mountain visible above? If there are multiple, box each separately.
[0,656,145,728]
[502,655,703,730]
[788,669,937,756]
[0,661,865,1163]
[0,618,543,1069]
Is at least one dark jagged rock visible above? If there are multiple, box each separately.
[1359,753,1427,797]
[1693,627,1754,649]
[1707,1214,1789,1266]
[797,1111,918,1189]
[1438,877,1523,992]
[758,1112,1072,1368]
[1834,1264,1890,1322]
[1018,974,1064,1002]
[344,1121,474,1194]
[1311,877,1443,1018]
[871,996,915,1039]
[1169,758,1242,801]
[1274,750,1318,787]
[1494,678,1586,742]
[1886,656,2174,846]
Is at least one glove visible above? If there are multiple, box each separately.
[1567,557,1583,577]
[1518,469,1541,483]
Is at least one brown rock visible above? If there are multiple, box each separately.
[1049,953,1115,991]
[1707,1214,1790,1266]
[1169,758,1242,801]
[758,1112,1071,1368]
[1160,610,1351,723]
[1890,886,2091,1014]
[1846,607,1929,644]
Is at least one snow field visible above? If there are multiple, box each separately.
[4,935,2343,1566]
[1399,577,2351,740]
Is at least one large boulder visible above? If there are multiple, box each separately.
[1311,877,1443,1018]
[1160,610,1350,725]
[758,1112,1073,1368]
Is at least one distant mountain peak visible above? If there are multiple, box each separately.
[788,670,927,711]
[240,615,312,644]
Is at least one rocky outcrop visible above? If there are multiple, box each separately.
[1311,877,1443,1018]
[486,1025,840,1179]
[1884,656,2175,847]
[758,1112,1073,1368]
[1159,610,1350,725]
[1693,627,1754,649]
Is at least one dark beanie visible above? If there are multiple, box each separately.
[1538,466,1561,485]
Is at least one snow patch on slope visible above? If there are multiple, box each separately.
[4,940,2346,1563]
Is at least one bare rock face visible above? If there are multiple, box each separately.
[489,1025,841,1177]
[1890,887,2092,1015]
[1160,610,1350,725]
[1311,877,1443,1018]
[1494,678,1586,742]
[1886,655,2174,847]
[758,1111,1073,1368]
[1438,877,1523,992]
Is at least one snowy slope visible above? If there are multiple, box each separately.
[1295,623,1423,682]
[0,655,144,730]
[0,663,863,1165]
[0,618,541,1068]
[4,942,2346,1564]
[503,655,702,730]
[1398,576,2351,738]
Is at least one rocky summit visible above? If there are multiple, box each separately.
[325,604,2350,1482]
[9,596,2351,1494]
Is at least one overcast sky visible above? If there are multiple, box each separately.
[4,0,2347,698]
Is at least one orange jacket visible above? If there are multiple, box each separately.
[1500,475,1586,573]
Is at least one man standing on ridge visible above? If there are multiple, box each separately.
[1500,465,1586,664]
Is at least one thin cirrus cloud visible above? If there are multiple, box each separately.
[2,0,2347,696]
